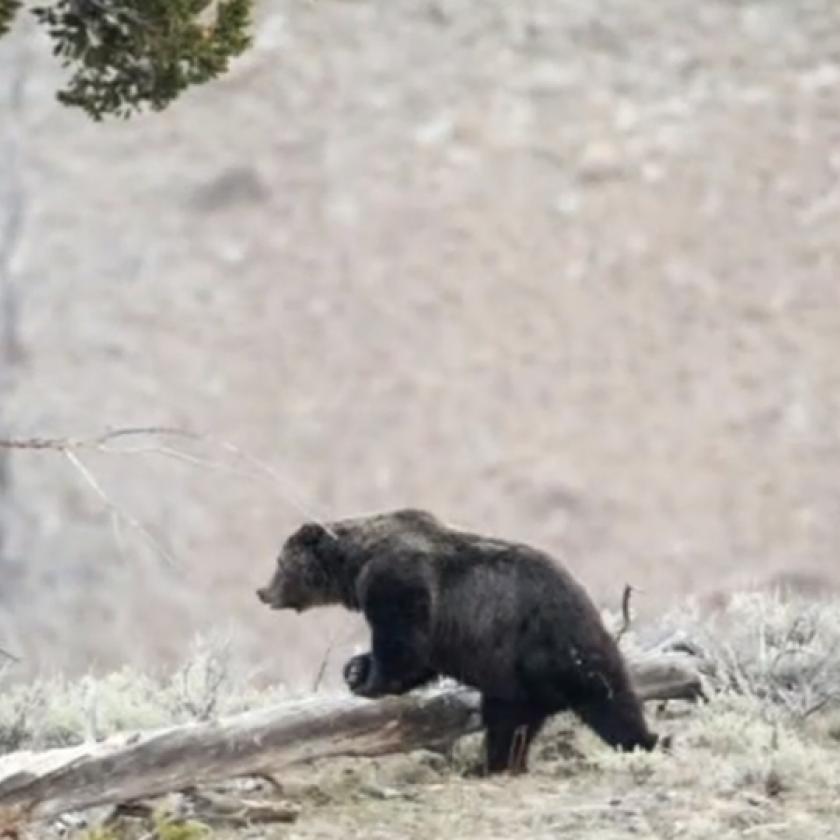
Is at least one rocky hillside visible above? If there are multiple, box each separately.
[1,0,839,682]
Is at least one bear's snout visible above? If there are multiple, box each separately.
[256,587,270,604]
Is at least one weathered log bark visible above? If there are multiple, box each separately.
[0,653,702,823]
[632,652,706,702]
[0,689,482,822]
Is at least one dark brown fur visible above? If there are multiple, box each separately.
[257,509,657,774]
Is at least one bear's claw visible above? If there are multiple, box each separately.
[343,653,373,692]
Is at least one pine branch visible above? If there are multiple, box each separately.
[0,1,22,38]
[9,0,255,119]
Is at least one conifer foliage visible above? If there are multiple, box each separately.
[0,0,22,37]
[0,0,253,119]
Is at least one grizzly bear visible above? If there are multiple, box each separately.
[257,509,657,774]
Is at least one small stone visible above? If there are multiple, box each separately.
[553,191,582,217]
[360,782,403,800]
[577,142,625,182]
[415,113,455,147]
[799,63,840,94]
[641,161,666,184]
[764,769,786,798]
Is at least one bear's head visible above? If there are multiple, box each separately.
[257,521,353,612]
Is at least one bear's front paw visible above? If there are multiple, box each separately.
[343,653,391,698]
[343,653,373,693]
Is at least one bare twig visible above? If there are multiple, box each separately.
[63,449,178,567]
[0,426,198,451]
[0,424,341,576]
[311,637,335,693]
[176,643,230,722]
[614,584,634,645]
[0,426,336,536]
[801,695,834,720]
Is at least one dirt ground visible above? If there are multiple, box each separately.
[103,703,840,840]
[1,0,840,683]
[261,760,839,840]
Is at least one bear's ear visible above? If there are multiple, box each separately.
[296,522,329,547]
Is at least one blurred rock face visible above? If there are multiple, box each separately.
[1,0,840,682]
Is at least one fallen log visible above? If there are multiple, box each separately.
[0,689,481,822]
[632,652,707,702]
[0,653,702,823]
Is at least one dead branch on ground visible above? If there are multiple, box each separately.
[0,653,704,824]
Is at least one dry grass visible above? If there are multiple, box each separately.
[654,592,840,720]
[0,634,287,753]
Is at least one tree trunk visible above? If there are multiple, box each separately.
[0,37,28,577]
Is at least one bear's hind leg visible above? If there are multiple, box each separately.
[481,697,547,775]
